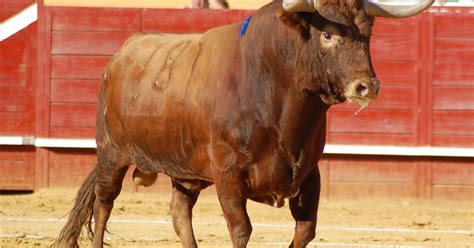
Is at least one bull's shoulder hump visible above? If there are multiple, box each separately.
[123,33,202,48]
[202,22,242,39]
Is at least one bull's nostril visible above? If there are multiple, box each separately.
[356,83,369,97]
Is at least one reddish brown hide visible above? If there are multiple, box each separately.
[54,0,429,247]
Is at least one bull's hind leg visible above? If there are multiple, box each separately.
[288,168,321,248]
[91,152,130,248]
[170,179,209,248]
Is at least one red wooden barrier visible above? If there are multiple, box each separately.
[0,2,472,199]
[431,8,474,147]
[0,0,36,189]
[0,0,36,137]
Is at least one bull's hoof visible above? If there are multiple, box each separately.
[132,168,158,187]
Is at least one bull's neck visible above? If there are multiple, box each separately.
[239,64,329,153]
[239,6,330,155]
[279,86,329,150]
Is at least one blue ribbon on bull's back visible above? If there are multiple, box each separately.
[240,16,252,36]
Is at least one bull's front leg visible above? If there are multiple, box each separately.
[289,167,321,248]
[214,168,252,248]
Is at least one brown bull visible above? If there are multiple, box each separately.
[54,0,433,247]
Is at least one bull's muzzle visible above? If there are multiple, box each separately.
[345,78,380,107]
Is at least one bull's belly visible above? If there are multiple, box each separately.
[245,151,317,208]
[130,139,213,182]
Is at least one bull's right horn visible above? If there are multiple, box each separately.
[363,0,434,18]
[282,0,316,12]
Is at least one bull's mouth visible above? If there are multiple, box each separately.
[345,94,372,108]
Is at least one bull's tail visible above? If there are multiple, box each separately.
[52,168,97,248]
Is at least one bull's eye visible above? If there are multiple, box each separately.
[322,32,332,41]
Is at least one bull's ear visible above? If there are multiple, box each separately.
[277,10,312,40]
[317,4,350,26]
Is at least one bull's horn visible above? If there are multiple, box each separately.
[282,0,316,12]
[363,0,434,18]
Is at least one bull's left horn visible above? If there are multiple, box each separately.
[282,0,316,12]
[363,0,434,18]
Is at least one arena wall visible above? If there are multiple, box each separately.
[0,1,473,200]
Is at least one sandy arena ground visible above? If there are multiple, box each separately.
[0,186,473,248]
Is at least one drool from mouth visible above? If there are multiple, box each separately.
[345,94,372,116]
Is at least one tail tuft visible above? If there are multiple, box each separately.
[52,169,97,248]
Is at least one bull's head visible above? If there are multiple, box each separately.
[279,0,433,107]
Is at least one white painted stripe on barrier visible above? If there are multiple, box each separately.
[0,3,38,41]
[34,138,97,148]
[0,136,35,145]
[1,136,473,157]
[323,144,474,157]
[1,217,472,235]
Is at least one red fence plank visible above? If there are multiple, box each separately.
[372,16,418,36]
[0,88,28,112]
[0,112,30,135]
[329,158,416,183]
[0,34,27,64]
[376,85,417,108]
[432,160,474,186]
[432,135,474,147]
[433,86,474,111]
[330,182,417,198]
[50,103,97,128]
[48,149,96,187]
[48,149,136,191]
[329,133,416,146]
[0,0,33,7]
[329,109,415,134]
[49,149,97,177]
[51,55,110,79]
[333,85,416,110]
[371,36,418,61]
[52,31,133,55]
[0,160,28,179]
[0,146,35,190]
[0,0,34,22]
[51,79,100,103]
[433,62,474,86]
[142,8,231,33]
[49,127,96,138]
[435,12,474,38]
[52,7,140,32]
[0,64,26,87]
[433,111,474,136]
[373,60,417,85]
[434,38,474,62]
[432,185,474,200]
